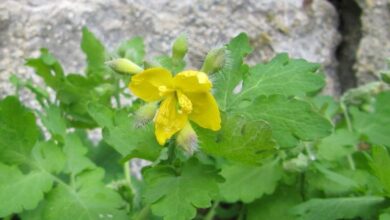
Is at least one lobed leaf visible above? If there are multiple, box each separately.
[143,159,220,220]
[241,95,332,148]
[218,160,283,203]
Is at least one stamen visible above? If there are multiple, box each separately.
[176,90,193,114]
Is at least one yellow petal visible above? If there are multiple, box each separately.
[155,95,188,145]
[129,68,174,102]
[186,92,221,131]
[173,71,212,93]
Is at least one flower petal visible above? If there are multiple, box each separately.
[187,92,221,131]
[155,95,188,145]
[129,67,174,102]
[173,71,212,93]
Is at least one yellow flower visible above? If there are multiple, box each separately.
[129,67,221,145]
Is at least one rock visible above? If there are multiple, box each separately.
[0,0,340,100]
[355,0,390,85]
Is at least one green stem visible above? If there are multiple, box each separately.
[341,102,353,132]
[167,140,176,164]
[133,205,151,220]
[204,201,219,220]
[123,160,132,190]
[115,79,122,108]
[341,101,356,170]
[237,205,246,220]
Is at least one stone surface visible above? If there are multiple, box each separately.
[0,0,341,175]
[0,0,341,101]
[355,0,390,85]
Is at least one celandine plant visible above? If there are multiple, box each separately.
[1,27,390,220]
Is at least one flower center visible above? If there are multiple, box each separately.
[176,90,192,114]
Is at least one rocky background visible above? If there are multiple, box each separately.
[3,0,389,100]
[0,0,388,174]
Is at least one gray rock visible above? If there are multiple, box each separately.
[355,0,390,85]
[0,0,340,101]
[0,0,341,176]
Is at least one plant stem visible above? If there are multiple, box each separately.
[123,160,132,190]
[167,140,176,164]
[115,78,122,108]
[341,102,353,132]
[341,101,356,170]
[133,205,151,220]
[237,205,246,220]
[204,201,219,220]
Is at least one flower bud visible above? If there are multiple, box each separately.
[172,34,188,61]
[106,58,143,75]
[283,153,309,173]
[201,48,225,74]
[176,123,198,155]
[381,72,390,84]
[134,102,158,127]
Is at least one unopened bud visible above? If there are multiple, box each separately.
[201,48,225,74]
[134,102,158,127]
[176,123,198,155]
[283,153,309,173]
[381,72,390,84]
[172,34,188,61]
[106,58,143,75]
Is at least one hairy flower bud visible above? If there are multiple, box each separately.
[176,123,198,155]
[106,58,143,75]
[283,154,309,173]
[172,34,188,61]
[201,48,225,74]
[134,102,158,127]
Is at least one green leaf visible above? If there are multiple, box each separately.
[317,129,359,161]
[143,159,221,220]
[32,141,66,174]
[312,95,340,120]
[25,48,64,89]
[242,95,332,148]
[218,160,283,203]
[88,141,123,182]
[351,91,390,146]
[116,37,145,65]
[0,163,53,217]
[309,163,359,195]
[0,96,40,164]
[198,115,275,164]
[380,213,390,220]
[88,104,161,161]
[41,105,67,139]
[87,102,114,128]
[234,53,323,104]
[63,133,95,175]
[292,196,385,220]
[371,146,390,195]
[23,169,128,220]
[247,187,301,220]
[213,33,252,111]
[81,27,108,76]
